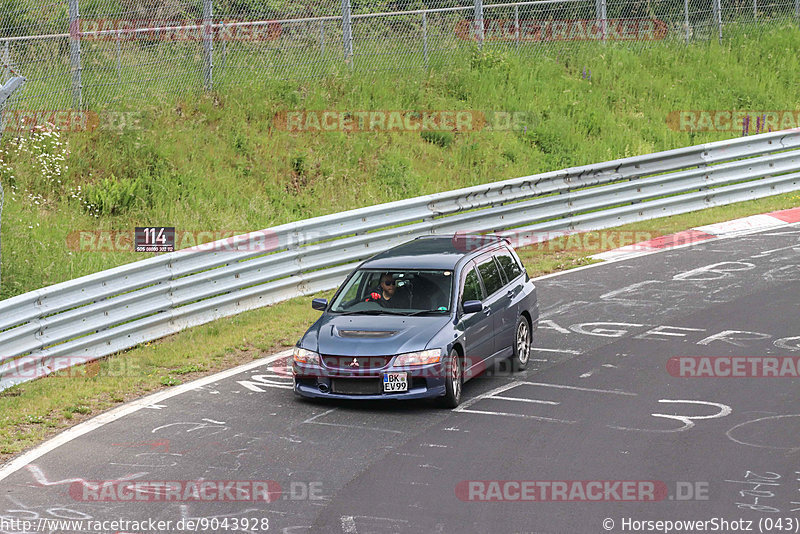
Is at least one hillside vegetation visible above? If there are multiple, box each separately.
[1,25,800,299]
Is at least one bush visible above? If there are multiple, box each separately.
[83,175,144,216]
[421,130,454,148]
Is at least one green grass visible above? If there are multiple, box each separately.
[2,25,800,299]
[1,24,800,462]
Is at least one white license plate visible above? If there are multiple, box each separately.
[383,372,408,392]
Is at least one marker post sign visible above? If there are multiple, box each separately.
[135,227,175,252]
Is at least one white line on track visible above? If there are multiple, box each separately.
[454,408,577,423]
[490,396,559,405]
[519,381,636,396]
[532,347,582,355]
[0,350,291,483]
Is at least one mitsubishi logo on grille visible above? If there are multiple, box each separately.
[349,358,360,368]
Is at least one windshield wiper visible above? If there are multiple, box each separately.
[334,309,408,316]
[404,309,449,316]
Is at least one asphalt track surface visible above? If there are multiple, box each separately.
[1,224,799,534]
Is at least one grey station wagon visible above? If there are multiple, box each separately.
[292,235,539,407]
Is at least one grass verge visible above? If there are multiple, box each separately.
[1,190,799,464]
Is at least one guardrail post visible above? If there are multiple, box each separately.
[68,0,82,108]
[202,0,213,91]
[684,0,690,43]
[474,0,484,47]
[422,12,429,70]
[342,0,353,64]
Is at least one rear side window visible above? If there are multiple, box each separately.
[477,257,504,297]
[496,249,523,281]
[462,268,483,302]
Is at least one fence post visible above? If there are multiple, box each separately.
[342,0,353,63]
[116,37,122,84]
[514,5,520,51]
[596,0,607,42]
[219,22,226,82]
[202,0,213,91]
[474,0,484,47]
[2,41,8,82]
[753,0,757,17]
[320,20,325,55]
[68,0,82,108]
[422,12,429,70]
[0,76,26,292]
[713,0,722,42]
[684,0,690,42]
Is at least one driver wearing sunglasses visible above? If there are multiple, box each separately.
[365,273,406,307]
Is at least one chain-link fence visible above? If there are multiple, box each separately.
[0,0,798,111]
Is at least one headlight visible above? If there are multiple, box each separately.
[293,347,320,365]
[394,349,442,366]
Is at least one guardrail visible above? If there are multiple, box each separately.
[1,128,799,391]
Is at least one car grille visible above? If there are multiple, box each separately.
[322,354,393,370]
[331,378,383,395]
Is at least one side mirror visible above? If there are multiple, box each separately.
[462,300,483,314]
[311,298,328,311]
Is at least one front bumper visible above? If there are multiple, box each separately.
[293,361,447,400]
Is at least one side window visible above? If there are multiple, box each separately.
[496,249,523,282]
[462,267,483,302]
[477,257,503,297]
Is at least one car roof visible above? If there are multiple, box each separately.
[360,235,506,270]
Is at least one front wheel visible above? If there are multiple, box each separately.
[511,316,531,372]
[438,348,463,408]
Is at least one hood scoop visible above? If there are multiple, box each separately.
[334,327,398,338]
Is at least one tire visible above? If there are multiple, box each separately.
[511,315,532,372]
[438,348,463,408]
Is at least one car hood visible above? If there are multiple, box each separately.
[306,314,452,356]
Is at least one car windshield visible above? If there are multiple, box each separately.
[329,269,454,314]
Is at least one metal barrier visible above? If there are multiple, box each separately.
[0,128,799,391]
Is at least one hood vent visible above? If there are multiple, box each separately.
[335,328,397,338]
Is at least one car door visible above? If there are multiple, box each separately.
[475,253,514,359]
[493,247,525,355]
[457,262,494,375]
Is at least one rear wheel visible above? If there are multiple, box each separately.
[511,316,531,372]
[438,348,462,408]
